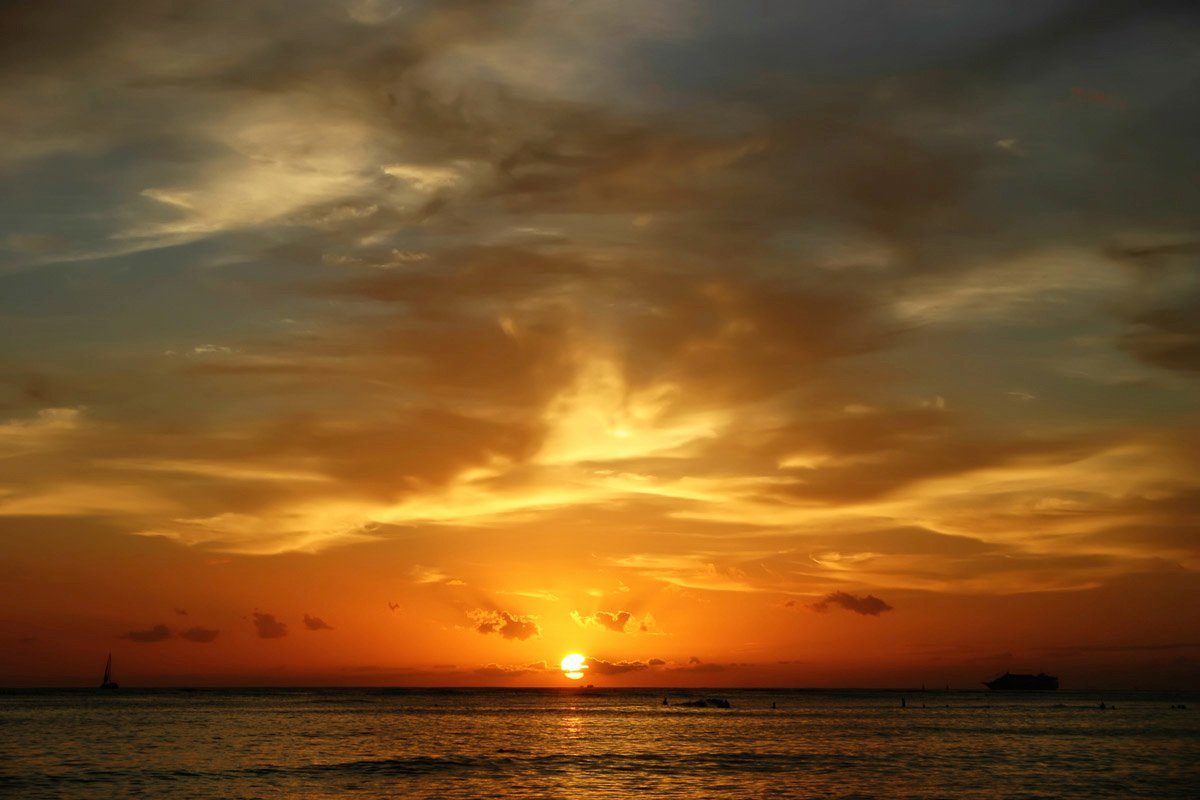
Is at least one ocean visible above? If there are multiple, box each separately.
[1,688,1196,798]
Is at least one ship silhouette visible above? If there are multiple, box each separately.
[983,671,1058,690]
[99,653,119,690]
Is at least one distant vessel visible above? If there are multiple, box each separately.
[99,653,119,690]
[983,671,1058,690]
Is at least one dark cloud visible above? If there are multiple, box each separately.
[1121,294,1200,374]
[668,658,740,674]
[808,592,894,616]
[472,610,539,640]
[121,624,171,643]
[302,614,333,631]
[179,626,219,643]
[251,612,288,639]
[755,408,1110,504]
[173,608,188,616]
[586,658,650,675]
[648,658,666,666]
[1106,239,1200,273]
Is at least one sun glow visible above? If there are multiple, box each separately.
[560,653,588,680]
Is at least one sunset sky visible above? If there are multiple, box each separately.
[1,0,1198,689]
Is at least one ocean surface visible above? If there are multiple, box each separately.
[1,688,1197,799]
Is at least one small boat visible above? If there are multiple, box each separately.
[983,671,1057,690]
[99,653,119,690]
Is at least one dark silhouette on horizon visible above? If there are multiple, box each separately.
[984,671,1058,690]
[100,653,119,690]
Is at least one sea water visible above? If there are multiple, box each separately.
[1,688,1197,798]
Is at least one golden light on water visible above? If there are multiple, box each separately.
[560,653,588,680]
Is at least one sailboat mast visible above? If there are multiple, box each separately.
[103,653,112,684]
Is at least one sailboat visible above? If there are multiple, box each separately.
[99,653,119,690]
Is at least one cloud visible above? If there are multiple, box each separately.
[303,614,333,631]
[121,624,171,643]
[498,589,559,602]
[571,609,633,632]
[666,657,738,673]
[470,610,539,640]
[1,0,1200,687]
[251,612,288,639]
[472,661,548,678]
[473,663,536,678]
[1038,642,1200,656]
[179,626,219,643]
[410,565,456,584]
[1121,293,1200,374]
[586,658,650,675]
[173,608,189,616]
[808,592,894,616]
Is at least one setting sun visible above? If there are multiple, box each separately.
[560,653,588,680]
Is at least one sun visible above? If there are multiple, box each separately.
[560,653,588,680]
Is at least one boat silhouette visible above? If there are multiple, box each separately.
[99,653,119,690]
[983,671,1058,690]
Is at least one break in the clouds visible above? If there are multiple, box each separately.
[0,0,1197,688]
[251,613,288,640]
[808,592,894,617]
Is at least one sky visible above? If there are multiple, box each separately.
[1,0,1198,689]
